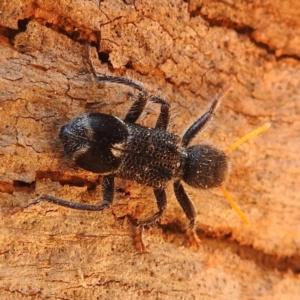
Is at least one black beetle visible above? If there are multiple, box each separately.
[25,59,269,249]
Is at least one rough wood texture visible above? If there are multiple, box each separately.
[0,0,299,299]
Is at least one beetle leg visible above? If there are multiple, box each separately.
[130,188,167,228]
[86,44,145,92]
[181,87,231,147]
[128,188,167,251]
[86,44,149,124]
[173,180,201,249]
[149,95,170,131]
[124,89,148,123]
[24,175,115,211]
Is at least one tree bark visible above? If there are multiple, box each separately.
[0,0,299,299]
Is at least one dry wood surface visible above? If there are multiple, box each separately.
[0,0,299,299]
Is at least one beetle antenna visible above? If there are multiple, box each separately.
[221,122,271,225]
[220,185,249,225]
[224,123,271,154]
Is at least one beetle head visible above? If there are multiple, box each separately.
[183,144,228,189]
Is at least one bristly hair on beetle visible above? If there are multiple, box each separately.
[22,46,270,251]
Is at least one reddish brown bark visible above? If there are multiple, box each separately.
[0,0,299,299]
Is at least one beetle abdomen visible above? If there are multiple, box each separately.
[59,113,128,173]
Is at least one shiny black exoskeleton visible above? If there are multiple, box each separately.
[32,74,228,248]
